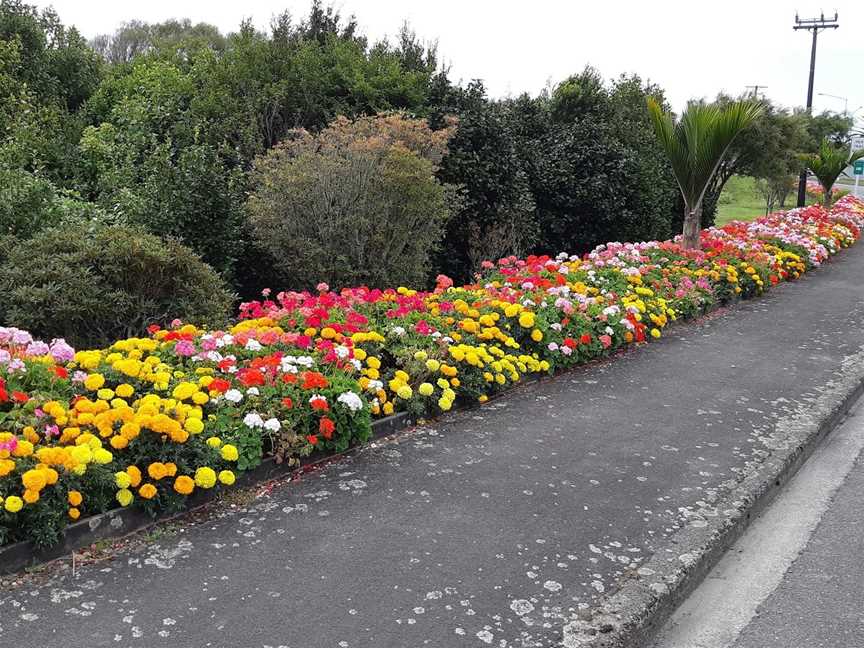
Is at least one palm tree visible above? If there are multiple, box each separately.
[647,98,763,249]
[799,139,864,208]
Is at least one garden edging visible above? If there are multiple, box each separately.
[559,345,864,647]
[0,412,415,575]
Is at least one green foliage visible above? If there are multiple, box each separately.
[507,72,679,255]
[247,114,454,290]
[648,97,763,247]
[0,223,234,347]
[799,140,864,207]
[428,79,537,280]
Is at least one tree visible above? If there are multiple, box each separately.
[427,79,537,281]
[647,98,763,249]
[799,140,864,207]
[246,114,455,290]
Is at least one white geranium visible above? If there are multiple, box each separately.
[224,389,243,403]
[337,391,364,412]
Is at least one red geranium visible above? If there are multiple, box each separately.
[319,417,335,439]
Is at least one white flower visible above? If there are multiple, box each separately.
[350,359,362,371]
[243,412,264,428]
[337,391,364,412]
[245,339,263,351]
[335,345,349,359]
[224,389,243,403]
[263,417,281,432]
[390,326,406,337]
[246,387,260,396]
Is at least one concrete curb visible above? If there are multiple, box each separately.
[560,347,864,647]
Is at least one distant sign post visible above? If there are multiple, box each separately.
[854,157,864,198]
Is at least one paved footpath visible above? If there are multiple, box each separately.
[3,244,864,648]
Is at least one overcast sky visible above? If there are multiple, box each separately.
[32,0,864,120]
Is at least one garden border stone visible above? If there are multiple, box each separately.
[559,346,864,647]
[0,412,415,575]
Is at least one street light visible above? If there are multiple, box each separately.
[818,92,849,114]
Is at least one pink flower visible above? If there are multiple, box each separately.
[317,282,330,292]
[599,334,612,349]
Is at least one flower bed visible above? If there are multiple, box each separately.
[1,197,862,549]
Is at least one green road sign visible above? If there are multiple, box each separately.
[854,160,864,176]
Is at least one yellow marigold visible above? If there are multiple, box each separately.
[93,448,113,464]
[68,507,80,520]
[531,328,543,342]
[650,328,661,339]
[12,440,34,457]
[116,488,133,507]
[164,462,177,477]
[206,436,222,448]
[110,435,129,450]
[115,383,135,398]
[4,495,23,512]
[173,475,195,496]
[23,489,39,504]
[147,462,167,480]
[96,388,115,401]
[83,373,105,391]
[518,312,536,328]
[194,466,217,489]
[418,382,434,397]
[138,483,157,499]
[115,471,132,489]
[172,382,198,401]
[21,469,46,492]
[218,470,235,486]
[192,392,209,405]
[438,397,452,411]
[184,417,204,434]
[382,402,394,415]
[126,465,142,488]
[396,385,413,400]
[0,459,15,477]
[366,356,381,370]
[220,444,239,462]
[68,490,83,507]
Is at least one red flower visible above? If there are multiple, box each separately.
[319,417,335,439]
[563,337,577,349]
[209,378,231,393]
[237,368,265,387]
[147,324,161,334]
[12,391,29,403]
[579,333,592,345]
[301,371,329,390]
[53,366,69,379]
[282,397,293,409]
[281,373,298,384]
[306,434,318,445]
[310,398,329,412]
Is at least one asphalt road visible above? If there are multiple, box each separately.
[2,245,864,648]
[651,391,864,648]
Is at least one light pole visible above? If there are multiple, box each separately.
[818,92,849,114]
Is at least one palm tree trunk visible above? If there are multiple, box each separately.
[681,203,702,250]
[823,188,832,209]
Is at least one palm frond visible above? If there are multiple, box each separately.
[647,98,763,211]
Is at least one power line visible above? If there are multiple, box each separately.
[793,11,839,207]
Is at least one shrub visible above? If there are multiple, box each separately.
[0,223,234,347]
[247,113,455,290]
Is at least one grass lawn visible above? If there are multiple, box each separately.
[715,176,766,226]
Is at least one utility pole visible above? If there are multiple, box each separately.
[745,85,768,99]
[793,12,839,207]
